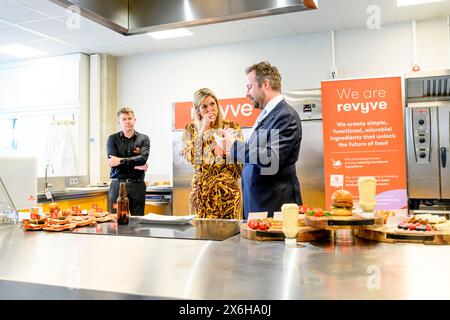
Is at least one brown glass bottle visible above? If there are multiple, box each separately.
[116,182,130,225]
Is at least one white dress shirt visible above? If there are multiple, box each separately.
[247,94,284,140]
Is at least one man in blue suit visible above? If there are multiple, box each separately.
[221,61,302,219]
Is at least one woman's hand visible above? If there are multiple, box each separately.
[215,127,238,155]
[200,112,216,133]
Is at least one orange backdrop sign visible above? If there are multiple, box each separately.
[173,97,260,130]
[321,77,407,210]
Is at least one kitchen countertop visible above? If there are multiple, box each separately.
[1,223,450,299]
[68,218,239,241]
[146,186,172,193]
[37,186,110,202]
[37,185,172,202]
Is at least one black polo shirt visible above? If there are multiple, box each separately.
[107,130,150,180]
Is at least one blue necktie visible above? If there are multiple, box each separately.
[254,109,267,129]
[248,109,267,141]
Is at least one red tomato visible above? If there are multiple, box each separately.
[248,220,259,230]
[92,204,98,209]
[299,205,311,214]
[96,208,103,213]
[313,207,324,217]
[258,222,269,231]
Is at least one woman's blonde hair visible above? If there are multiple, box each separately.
[193,88,223,129]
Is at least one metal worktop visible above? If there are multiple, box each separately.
[1,224,450,300]
[67,218,240,241]
[37,186,173,202]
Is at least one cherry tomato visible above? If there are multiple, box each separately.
[313,207,324,217]
[299,205,311,214]
[248,220,259,230]
[258,222,269,231]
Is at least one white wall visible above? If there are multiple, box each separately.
[117,18,450,182]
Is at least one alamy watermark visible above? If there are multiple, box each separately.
[366,5,381,30]
[177,128,281,176]
[66,5,81,30]
[366,265,381,290]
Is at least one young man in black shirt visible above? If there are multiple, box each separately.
[107,107,150,216]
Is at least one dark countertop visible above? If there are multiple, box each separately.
[67,217,240,241]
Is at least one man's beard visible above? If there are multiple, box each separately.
[250,96,261,109]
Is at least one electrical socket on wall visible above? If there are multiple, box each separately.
[69,177,78,185]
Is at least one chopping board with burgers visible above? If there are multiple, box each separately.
[354,213,450,245]
[305,189,384,230]
[240,215,330,242]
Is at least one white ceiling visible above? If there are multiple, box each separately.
[0,0,449,63]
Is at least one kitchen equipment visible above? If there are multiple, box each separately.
[172,88,326,215]
[405,70,450,212]
[145,189,172,216]
[0,178,18,226]
[51,0,317,35]
[284,88,325,208]
[0,157,37,210]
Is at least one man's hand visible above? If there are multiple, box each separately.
[134,163,149,172]
[213,144,225,157]
[216,127,238,154]
[108,155,121,167]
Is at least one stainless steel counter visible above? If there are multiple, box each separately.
[1,224,450,300]
[37,187,110,202]
[37,186,173,202]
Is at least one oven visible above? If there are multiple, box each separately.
[405,70,450,212]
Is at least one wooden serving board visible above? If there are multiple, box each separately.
[305,214,384,230]
[240,224,330,242]
[354,226,450,245]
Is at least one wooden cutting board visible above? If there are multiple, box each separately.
[305,214,384,230]
[354,226,450,245]
[240,224,330,242]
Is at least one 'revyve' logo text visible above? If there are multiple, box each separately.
[190,103,254,119]
[335,88,389,114]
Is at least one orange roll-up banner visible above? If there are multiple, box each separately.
[321,76,407,210]
[173,97,259,130]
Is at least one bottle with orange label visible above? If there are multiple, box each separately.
[116,182,130,225]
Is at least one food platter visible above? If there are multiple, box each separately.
[354,226,450,245]
[305,212,384,230]
[240,223,330,242]
[354,214,450,245]
[21,211,116,232]
[240,217,330,242]
[43,222,77,232]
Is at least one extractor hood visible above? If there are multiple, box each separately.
[50,0,318,35]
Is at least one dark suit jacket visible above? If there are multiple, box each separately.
[232,99,302,219]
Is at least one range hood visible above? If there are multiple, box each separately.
[51,0,317,35]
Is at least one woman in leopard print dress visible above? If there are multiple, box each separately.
[182,88,243,219]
